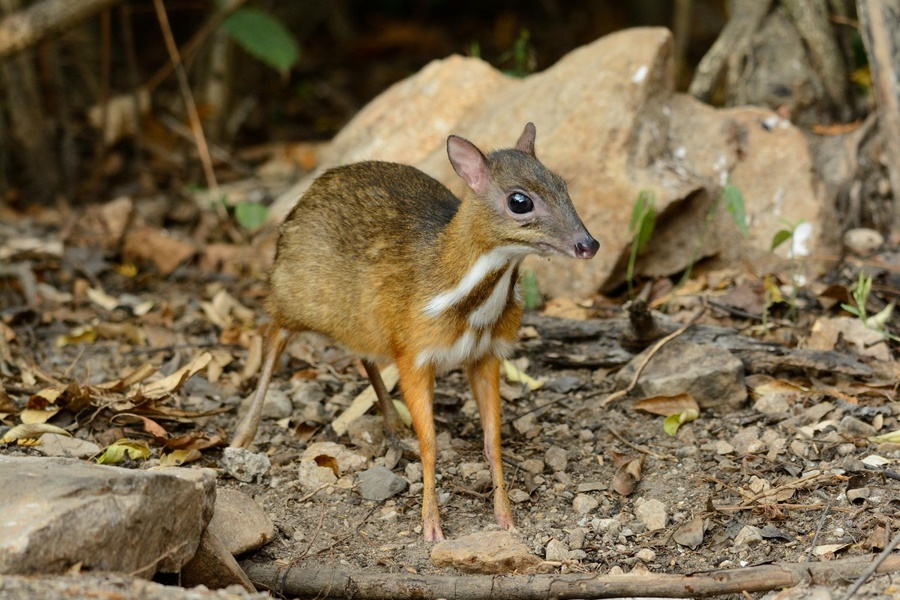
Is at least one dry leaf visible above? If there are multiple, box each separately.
[141,352,212,399]
[542,296,591,320]
[612,457,643,496]
[159,448,202,467]
[633,393,700,416]
[314,454,340,477]
[96,439,151,464]
[2,423,71,443]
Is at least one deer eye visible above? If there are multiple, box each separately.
[507,192,534,215]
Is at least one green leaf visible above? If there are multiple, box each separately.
[663,408,698,437]
[723,184,749,237]
[635,207,656,254]
[235,202,268,231]
[521,269,542,310]
[224,8,300,73]
[840,302,861,317]
[771,229,792,251]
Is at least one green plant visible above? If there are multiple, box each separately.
[499,29,534,78]
[521,268,542,310]
[627,190,657,300]
[770,219,804,322]
[234,201,269,231]
[841,271,900,343]
[677,183,748,288]
[221,5,300,74]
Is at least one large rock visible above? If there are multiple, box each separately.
[270,28,830,297]
[0,456,216,578]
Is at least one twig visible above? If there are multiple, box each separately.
[152,0,217,194]
[0,0,121,59]
[806,501,832,562]
[840,528,900,600]
[593,422,671,461]
[242,554,900,599]
[600,308,706,407]
[145,0,247,93]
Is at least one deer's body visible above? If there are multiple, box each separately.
[232,124,599,541]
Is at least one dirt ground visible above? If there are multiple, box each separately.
[2,212,899,598]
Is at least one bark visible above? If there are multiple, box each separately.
[0,0,121,59]
[241,555,900,599]
[856,0,900,229]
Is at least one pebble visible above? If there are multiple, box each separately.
[545,539,569,561]
[405,461,423,483]
[357,466,408,502]
[220,447,270,483]
[595,518,622,536]
[572,494,599,515]
[733,525,763,547]
[568,528,586,550]
[260,388,293,419]
[520,459,545,474]
[431,530,541,574]
[731,426,765,455]
[838,416,877,438]
[634,498,667,531]
[753,393,791,416]
[459,461,487,479]
[513,413,537,435]
[843,228,884,256]
[291,380,326,410]
[508,489,531,504]
[545,446,568,472]
[714,440,735,455]
[300,441,367,474]
[634,548,656,563]
[296,459,337,490]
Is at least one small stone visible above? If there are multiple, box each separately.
[753,393,790,416]
[843,228,884,257]
[672,516,704,549]
[207,489,275,556]
[431,530,541,574]
[576,481,606,493]
[546,376,582,393]
[221,447,270,483]
[459,461,487,479]
[568,528,586,550]
[513,413,537,435]
[300,441,367,474]
[634,548,656,563]
[714,440,734,455]
[508,489,531,504]
[595,518,622,536]
[545,539,569,561]
[838,416,877,438]
[291,380,326,410]
[260,388,292,420]
[634,499,667,531]
[347,415,386,449]
[748,476,770,494]
[405,461,423,483]
[520,459,545,474]
[572,494,599,515]
[730,426,762,455]
[296,459,337,491]
[357,466,408,502]
[545,446,568,472]
[733,525,764,547]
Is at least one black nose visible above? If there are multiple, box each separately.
[575,237,599,259]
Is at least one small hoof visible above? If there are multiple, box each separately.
[423,522,445,543]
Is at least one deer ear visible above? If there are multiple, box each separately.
[447,135,489,196]
[516,122,536,155]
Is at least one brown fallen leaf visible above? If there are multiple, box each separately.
[3,423,71,443]
[542,296,591,320]
[672,516,705,549]
[612,456,643,496]
[141,352,212,400]
[633,393,700,417]
[121,226,196,276]
[160,448,202,467]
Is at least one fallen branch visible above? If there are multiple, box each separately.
[242,554,900,599]
[0,0,121,59]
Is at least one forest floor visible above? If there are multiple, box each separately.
[1,199,899,598]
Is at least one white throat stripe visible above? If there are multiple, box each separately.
[424,245,529,318]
